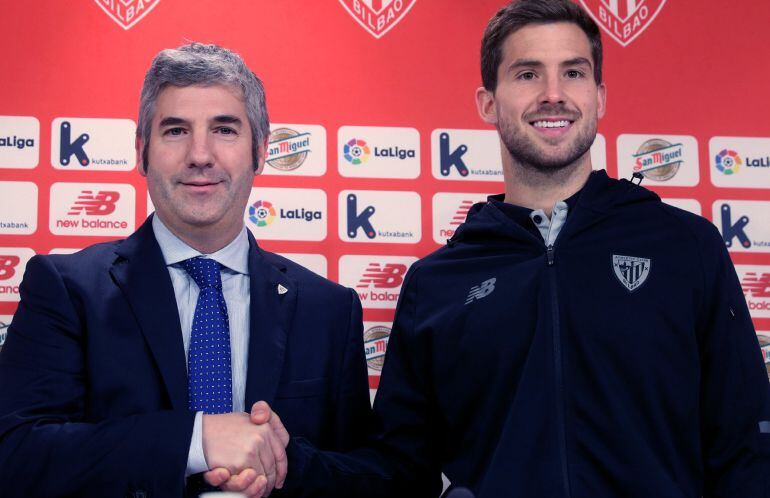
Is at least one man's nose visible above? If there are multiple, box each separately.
[539,73,566,105]
[185,129,214,168]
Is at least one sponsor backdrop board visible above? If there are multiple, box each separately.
[1,1,769,390]
[0,315,11,352]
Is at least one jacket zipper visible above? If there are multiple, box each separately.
[546,244,572,498]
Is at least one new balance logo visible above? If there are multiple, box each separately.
[465,277,496,304]
[742,272,770,298]
[0,256,20,281]
[357,263,407,289]
[450,200,474,226]
[68,191,120,216]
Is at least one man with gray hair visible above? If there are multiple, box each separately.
[0,43,371,498]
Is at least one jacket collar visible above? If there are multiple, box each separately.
[111,216,298,411]
[243,230,296,407]
[111,215,189,410]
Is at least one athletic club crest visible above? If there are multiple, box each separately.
[579,0,667,47]
[338,0,417,39]
[94,0,161,30]
[612,254,651,292]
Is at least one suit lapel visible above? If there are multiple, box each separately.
[110,216,189,411]
[244,232,296,407]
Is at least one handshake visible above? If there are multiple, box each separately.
[201,401,289,497]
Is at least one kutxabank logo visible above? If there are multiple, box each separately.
[579,0,667,47]
[339,0,417,39]
[94,0,160,30]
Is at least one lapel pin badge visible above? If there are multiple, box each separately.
[277,284,288,295]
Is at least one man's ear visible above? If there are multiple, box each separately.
[136,136,147,176]
[475,86,498,125]
[254,138,268,175]
[596,82,607,120]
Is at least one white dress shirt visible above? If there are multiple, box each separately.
[152,215,251,475]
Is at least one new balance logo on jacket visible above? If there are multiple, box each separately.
[465,278,496,304]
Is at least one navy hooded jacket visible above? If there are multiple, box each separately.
[283,170,770,498]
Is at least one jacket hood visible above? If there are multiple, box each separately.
[450,170,660,245]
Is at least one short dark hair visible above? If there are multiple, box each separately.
[481,0,603,91]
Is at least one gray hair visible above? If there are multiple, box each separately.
[137,42,270,172]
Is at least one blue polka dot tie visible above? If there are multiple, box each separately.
[180,257,233,414]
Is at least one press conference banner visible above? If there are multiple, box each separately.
[1,1,770,390]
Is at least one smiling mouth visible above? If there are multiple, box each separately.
[531,119,573,129]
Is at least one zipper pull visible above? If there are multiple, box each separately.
[546,245,555,266]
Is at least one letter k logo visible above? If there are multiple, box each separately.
[59,121,90,166]
[346,193,376,239]
[721,203,751,249]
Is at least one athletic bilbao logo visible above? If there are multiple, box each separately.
[94,0,161,30]
[612,254,651,292]
[338,0,417,39]
[579,0,667,47]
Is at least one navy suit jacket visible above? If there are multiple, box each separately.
[0,217,370,498]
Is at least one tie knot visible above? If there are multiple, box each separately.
[180,257,222,290]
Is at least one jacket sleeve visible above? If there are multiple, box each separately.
[0,255,195,498]
[279,266,443,498]
[698,227,770,498]
[327,288,374,451]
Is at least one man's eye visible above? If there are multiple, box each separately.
[566,70,584,79]
[518,72,536,80]
[165,128,185,136]
[216,127,236,135]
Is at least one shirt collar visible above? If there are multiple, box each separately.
[152,215,250,275]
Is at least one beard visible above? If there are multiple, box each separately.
[498,102,597,172]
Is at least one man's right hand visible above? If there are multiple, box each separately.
[203,401,290,497]
[202,403,288,496]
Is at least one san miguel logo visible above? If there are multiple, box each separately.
[338,0,417,39]
[94,0,161,30]
[579,0,667,46]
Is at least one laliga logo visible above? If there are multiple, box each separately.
[94,0,161,30]
[715,149,742,175]
[249,199,322,227]
[338,0,417,39]
[343,139,371,165]
[579,0,667,47]
[249,200,276,227]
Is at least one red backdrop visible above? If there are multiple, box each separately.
[1,0,770,390]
